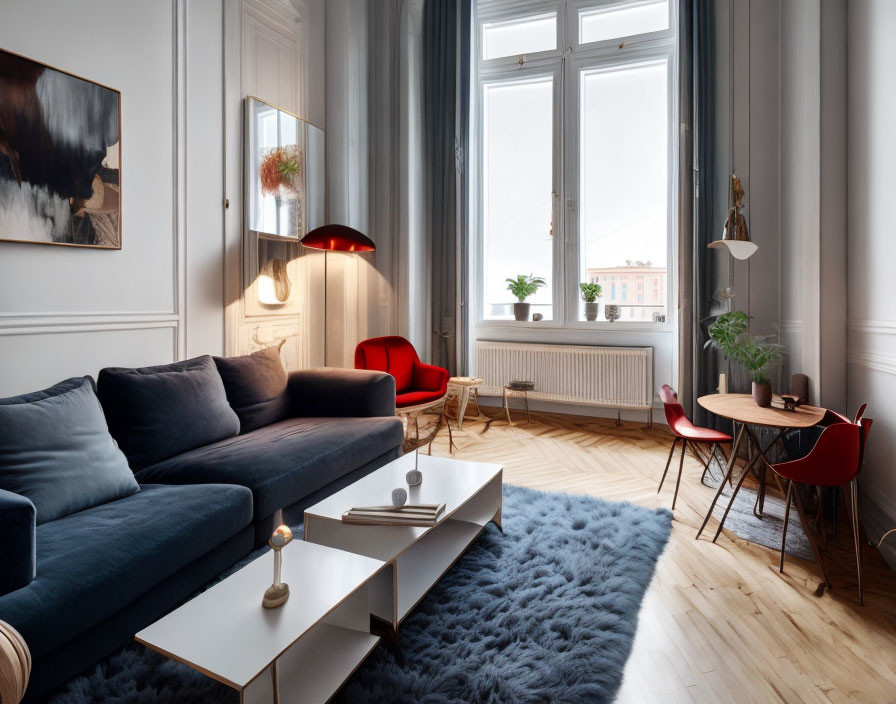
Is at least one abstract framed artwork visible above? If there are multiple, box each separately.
[0,48,121,249]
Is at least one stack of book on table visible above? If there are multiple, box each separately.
[341,503,446,527]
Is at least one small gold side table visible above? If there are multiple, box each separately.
[502,385,532,425]
[446,377,483,430]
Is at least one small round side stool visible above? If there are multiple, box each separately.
[0,620,30,704]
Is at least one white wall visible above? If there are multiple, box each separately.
[0,0,327,397]
[0,0,224,396]
[847,0,896,565]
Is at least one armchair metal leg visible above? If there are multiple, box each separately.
[780,481,793,573]
[657,438,679,495]
[672,439,688,511]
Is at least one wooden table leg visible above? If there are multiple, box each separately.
[456,387,470,430]
[744,427,786,519]
[697,423,746,540]
[712,452,763,543]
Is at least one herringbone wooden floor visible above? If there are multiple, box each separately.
[427,408,896,703]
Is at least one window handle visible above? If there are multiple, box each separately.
[550,191,558,237]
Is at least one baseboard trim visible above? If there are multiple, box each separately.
[859,484,896,572]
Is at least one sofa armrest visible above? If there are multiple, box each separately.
[288,368,397,417]
[413,362,449,393]
[0,489,36,596]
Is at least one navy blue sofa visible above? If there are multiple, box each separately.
[0,357,403,702]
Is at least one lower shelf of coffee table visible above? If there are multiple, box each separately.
[242,622,379,704]
[395,518,486,622]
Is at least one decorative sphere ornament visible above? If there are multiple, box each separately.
[392,487,408,507]
[406,469,423,486]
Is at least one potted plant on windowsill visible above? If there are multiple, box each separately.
[506,274,546,321]
[579,282,603,321]
[736,336,785,407]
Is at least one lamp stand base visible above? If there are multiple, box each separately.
[262,582,290,608]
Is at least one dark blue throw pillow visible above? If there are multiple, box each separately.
[214,345,293,434]
[98,355,240,470]
[0,377,139,524]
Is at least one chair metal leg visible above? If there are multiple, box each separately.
[791,482,833,589]
[849,478,864,606]
[657,438,679,494]
[697,424,745,540]
[780,481,793,573]
[672,439,688,511]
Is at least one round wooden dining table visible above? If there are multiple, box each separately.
[695,394,830,583]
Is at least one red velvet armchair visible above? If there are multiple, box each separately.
[355,336,452,451]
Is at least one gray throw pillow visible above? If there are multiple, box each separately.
[0,377,139,524]
[98,355,241,469]
[214,345,293,434]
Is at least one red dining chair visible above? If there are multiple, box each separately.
[772,414,872,605]
[355,336,452,452]
[657,385,733,510]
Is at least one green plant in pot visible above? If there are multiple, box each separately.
[736,336,785,407]
[705,311,750,393]
[506,274,546,321]
[706,311,749,361]
[579,282,603,321]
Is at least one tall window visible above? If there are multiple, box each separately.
[473,0,676,326]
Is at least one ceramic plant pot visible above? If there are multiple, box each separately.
[752,381,772,407]
[513,302,530,321]
[584,301,599,321]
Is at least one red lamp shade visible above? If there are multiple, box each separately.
[300,224,375,252]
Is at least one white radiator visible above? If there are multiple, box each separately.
[475,341,654,420]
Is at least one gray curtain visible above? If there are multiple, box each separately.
[681,0,720,427]
[423,0,471,375]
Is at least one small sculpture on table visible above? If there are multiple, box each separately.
[406,448,423,486]
[263,525,293,608]
[392,487,408,507]
[780,395,801,412]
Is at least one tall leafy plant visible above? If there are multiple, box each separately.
[736,337,785,385]
[706,311,785,385]
[705,311,749,361]
[506,274,546,302]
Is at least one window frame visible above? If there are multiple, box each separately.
[471,0,678,335]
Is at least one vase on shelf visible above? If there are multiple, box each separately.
[752,381,772,407]
[513,302,530,321]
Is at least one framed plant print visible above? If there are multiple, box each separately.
[0,48,121,248]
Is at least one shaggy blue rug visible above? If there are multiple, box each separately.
[46,485,672,704]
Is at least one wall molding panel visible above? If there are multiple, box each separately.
[847,319,896,336]
[847,348,896,376]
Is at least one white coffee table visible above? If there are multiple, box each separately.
[304,453,503,630]
[135,540,392,704]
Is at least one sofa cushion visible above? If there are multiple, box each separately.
[0,483,253,658]
[0,377,139,524]
[214,346,293,434]
[98,356,240,470]
[135,416,405,522]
